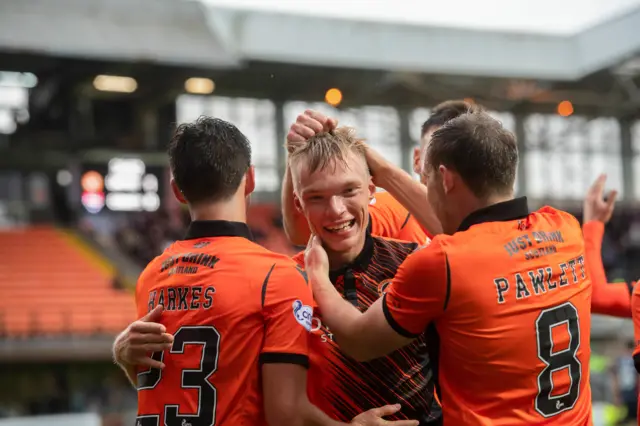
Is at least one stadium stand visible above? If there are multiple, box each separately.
[0,226,135,337]
[246,204,299,256]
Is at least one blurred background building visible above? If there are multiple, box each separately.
[0,0,639,424]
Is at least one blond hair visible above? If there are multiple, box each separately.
[288,127,367,174]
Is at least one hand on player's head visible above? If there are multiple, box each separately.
[351,404,419,426]
[286,110,338,153]
[583,174,618,224]
[113,304,174,369]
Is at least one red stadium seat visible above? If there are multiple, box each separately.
[0,226,136,337]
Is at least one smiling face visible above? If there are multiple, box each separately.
[291,138,375,266]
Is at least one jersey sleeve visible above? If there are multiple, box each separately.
[260,262,313,367]
[382,241,449,337]
[583,221,632,318]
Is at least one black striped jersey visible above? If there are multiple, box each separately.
[292,233,441,425]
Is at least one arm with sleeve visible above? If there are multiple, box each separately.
[583,221,632,318]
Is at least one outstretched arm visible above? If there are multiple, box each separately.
[305,237,446,361]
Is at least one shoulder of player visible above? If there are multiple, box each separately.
[258,258,310,307]
[394,238,448,280]
[534,205,581,228]
[239,243,306,280]
[136,250,169,289]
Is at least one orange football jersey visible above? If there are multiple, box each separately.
[134,220,313,426]
[369,191,431,244]
[383,198,593,425]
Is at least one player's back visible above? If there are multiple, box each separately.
[435,205,592,425]
[134,221,312,426]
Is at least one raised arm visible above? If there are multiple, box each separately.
[583,174,632,318]
[363,145,442,236]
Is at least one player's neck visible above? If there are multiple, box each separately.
[326,234,366,270]
[448,193,514,233]
[470,193,514,216]
[189,199,247,224]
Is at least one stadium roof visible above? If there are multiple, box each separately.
[0,0,239,68]
[206,3,640,80]
[1,0,639,81]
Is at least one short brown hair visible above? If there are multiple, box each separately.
[426,111,518,198]
[288,127,366,175]
[421,100,484,138]
[169,116,251,204]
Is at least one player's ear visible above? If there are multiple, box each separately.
[244,166,256,197]
[293,192,304,213]
[367,176,376,201]
[170,178,187,204]
[439,165,455,195]
[412,146,422,175]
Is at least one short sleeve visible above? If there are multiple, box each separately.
[260,262,314,368]
[383,242,449,337]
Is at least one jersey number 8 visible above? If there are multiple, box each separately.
[136,326,220,426]
[534,302,581,418]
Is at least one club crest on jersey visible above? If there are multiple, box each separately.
[292,300,313,331]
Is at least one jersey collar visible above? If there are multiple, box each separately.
[457,197,529,232]
[184,220,254,241]
[329,231,375,282]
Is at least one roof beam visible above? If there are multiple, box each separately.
[210,5,640,81]
[0,0,240,68]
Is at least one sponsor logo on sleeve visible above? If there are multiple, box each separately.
[292,300,313,331]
